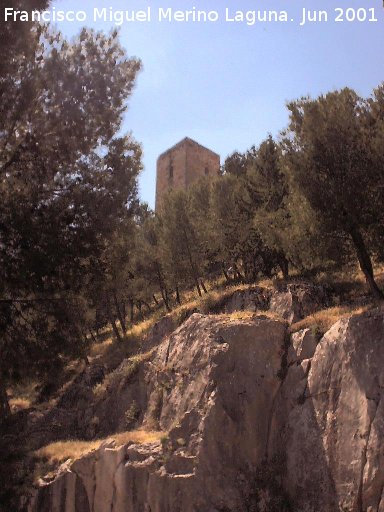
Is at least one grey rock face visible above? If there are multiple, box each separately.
[28,309,384,512]
[223,286,271,313]
[28,313,287,512]
[282,311,384,512]
[287,327,318,364]
[270,282,327,323]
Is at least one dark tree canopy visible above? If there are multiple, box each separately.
[0,21,142,411]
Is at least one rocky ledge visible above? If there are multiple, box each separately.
[27,307,384,512]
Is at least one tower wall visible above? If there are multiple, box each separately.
[155,138,220,212]
[185,139,220,187]
[155,143,187,212]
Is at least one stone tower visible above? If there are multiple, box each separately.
[155,137,220,211]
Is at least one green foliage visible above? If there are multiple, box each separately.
[211,145,288,281]
[147,387,164,431]
[159,189,208,296]
[283,88,384,299]
[133,89,384,306]
[124,401,140,429]
[0,22,142,410]
[133,212,172,311]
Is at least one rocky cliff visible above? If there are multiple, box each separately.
[27,298,384,511]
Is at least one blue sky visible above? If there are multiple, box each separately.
[50,0,384,208]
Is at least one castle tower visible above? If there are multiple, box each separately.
[155,137,220,211]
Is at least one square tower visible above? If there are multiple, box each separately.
[155,137,220,211]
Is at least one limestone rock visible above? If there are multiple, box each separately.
[28,308,384,512]
[223,286,271,313]
[28,313,287,512]
[282,310,384,511]
[287,327,318,364]
[142,314,176,350]
[270,282,327,323]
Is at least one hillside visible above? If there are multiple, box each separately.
[7,274,382,512]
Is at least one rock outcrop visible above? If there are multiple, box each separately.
[28,313,288,511]
[279,310,384,512]
[270,282,327,324]
[28,308,384,512]
[222,286,271,314]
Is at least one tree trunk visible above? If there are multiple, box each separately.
[110,316,123,341]
[200,280,208,294]
[113,291,127,334]
[221,263,230,282]
[349,226,384,301]
[261,257,273,279]
[233,263,245,281]
[107,297,123,342]
[89,330,98,344]
[121,300,127,323]
[137,301,145,321]
[175,286,181,305]
[182,226,202,297]
[142,300,151,313]
[153,294,159,306]
[156,266,171,312]
[130,299,134,323]
[278,254,289,280]
[160,287,171,312]
[0,379,10,423]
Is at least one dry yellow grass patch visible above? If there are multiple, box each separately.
[225,311,256,321]
[254,278,274,290]
[35,440,102,464]
[227,310,285,322]
[90,316,160,360]
[374,262,384,283]
[8,381,39,411]
[291,304,370,335]
[127,317,158,338]
[112,430,164,446]
[88,279,275,360]
[89,337,113,358]
[171,298,199,317]
[34,430,165,465]
[9,397,32,412]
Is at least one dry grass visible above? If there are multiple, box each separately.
[226,310,285,322]
[88,279,275,365]
[375,263,384,282]
[315,262,384,301]
[35,440,102,464]
[113,430,164,446]
[9,397,32,412]
[225,311,256,321]
[89,337,113,358]
[93,350,154,398]
[90,316,161,368]
[253,278,275,290]
[178,276,224,303]
[291,304,370,335]
[127,316,158,339]
[7,381,39,412]
[34,429,165,465]
[170,282,265,321]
